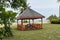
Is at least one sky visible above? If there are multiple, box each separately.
[27,0,59,22]
[6,0,59,22]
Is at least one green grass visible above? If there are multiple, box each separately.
[3,24,60,40]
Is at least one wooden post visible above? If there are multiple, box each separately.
[29,19,30,24]
[41,18,43,28]
[41,18,43,24]
[21,20,23,25]
[21,20,24,30]
[32,19,34,24]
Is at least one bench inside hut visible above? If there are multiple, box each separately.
[16,8,45,30]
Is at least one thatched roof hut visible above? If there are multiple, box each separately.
[16,8,45,30]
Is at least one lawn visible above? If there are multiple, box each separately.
[3,24,60,40]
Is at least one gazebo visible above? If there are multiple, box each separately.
[16,8,45,30]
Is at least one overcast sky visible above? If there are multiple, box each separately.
[27,0,59,19]
[6,0,59,22]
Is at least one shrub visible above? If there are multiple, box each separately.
[47,15,60,24]
[0,28,4,40]
[0,27,13,40]
[51,18,60,24]
[47,15,58,21]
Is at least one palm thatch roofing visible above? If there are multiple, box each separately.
[16,8,45,20]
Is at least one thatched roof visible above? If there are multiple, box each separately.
[16,8,45,20]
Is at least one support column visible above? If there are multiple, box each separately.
[32,19,34,24]
[21,20,23,25]
[41,18,43,28]
[29,19,30,24]
[21,20,24,30]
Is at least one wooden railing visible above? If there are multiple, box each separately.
[17,24,43,30]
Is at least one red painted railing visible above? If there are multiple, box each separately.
[17,24,43,30]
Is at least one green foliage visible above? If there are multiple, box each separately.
[0,8,17,25]
[0,0,27,8]
[11,0,27,9]
[0,0,28,39]
[3,27,13,37]
[47,15,58,21]
[0,7,16,38]
[0,0,28,14]
[0,27,13,40]
[47,15,60,24]
[51,18,60,24]
[0,28,3,40]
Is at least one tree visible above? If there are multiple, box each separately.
[0,0,28,13]
[9,0,28,13]
[0,0,28,38]
[47,15,60,24]
[0,7,17,37]
[47,15,58,21]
